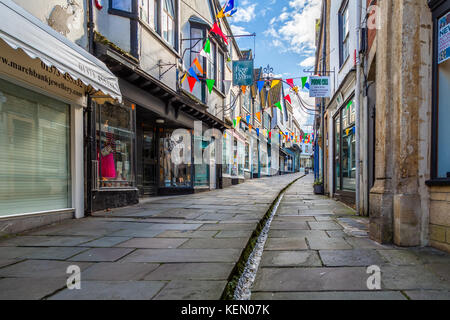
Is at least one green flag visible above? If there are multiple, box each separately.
[233,119,237,128]
[347,101,353,110]
[206,79,215,94]
[301,77,308,89]
[204,38,211,54]
[275,101,282,111]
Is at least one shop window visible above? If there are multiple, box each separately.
[0,78,70,216]
[334,98,355,192]
[97,102,135,188]
[159,129,192,187]
[436,11,450,178]
[222,133,232,176]
[111,0,132,12]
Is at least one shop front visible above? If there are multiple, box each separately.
[0,0,121,233]
[333,96,356,206]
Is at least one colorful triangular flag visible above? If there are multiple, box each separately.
[256,128,260,136]
[255,112,261,122]
[206,79,215,94]
[284,94,291,104]
[216,8,225,19]
[226,8,237,17]
[286,78,294,88]
[210,22,228,45]
[301,77,308,89]
[188,67,200,82]
[257,81,265,93]
[187,76,197,92]
[246,115,251,123]
[305,82,310,90]
[193,58,204,74]
[180,72,187,84]
[275,101,282,111]
[271,79,280,88]
[241,86,247,94]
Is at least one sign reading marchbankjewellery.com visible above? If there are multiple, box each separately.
[438,11,450,64]
[232,60,254,86]
[309,76,331,98]
[0,39,85,105]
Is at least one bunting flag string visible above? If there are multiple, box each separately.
[246,115,251,123]
[210,22,228,45]
[241,86,247,94]
[255,112,261,122]
[271,79,280,88]
[188,76,197,92]
[301,76,308,89]
[274,101,282,111]
[193,58,204,74]
[257,80,265,93]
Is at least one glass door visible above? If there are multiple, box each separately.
[142,128,157,196]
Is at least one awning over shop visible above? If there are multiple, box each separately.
[0,0,122,102]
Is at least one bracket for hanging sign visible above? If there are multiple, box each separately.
[158,60,176,80]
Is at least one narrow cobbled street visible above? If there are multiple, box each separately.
[0,173,448,300]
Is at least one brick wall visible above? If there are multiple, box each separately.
[429,187,450,252]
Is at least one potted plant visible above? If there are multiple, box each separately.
[313,179,324,195]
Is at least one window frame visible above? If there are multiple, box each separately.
[428,0,450,185]
[109,0,135,18]
[338,0,350,67]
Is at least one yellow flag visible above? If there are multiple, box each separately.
[181,72,187,84]
[293,86,299,93]
[271,80,280,88]
[217,9,225,19]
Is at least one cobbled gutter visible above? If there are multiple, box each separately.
[221,175,305,300]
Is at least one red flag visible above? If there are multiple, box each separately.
[188,76,197,92]
[284,94,291,104]
[286,79,294,88]
[210,22,228,45]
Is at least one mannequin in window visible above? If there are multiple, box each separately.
[101,119,116,182]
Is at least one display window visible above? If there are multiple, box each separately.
[0,78,71,216]
[96,102,135,188]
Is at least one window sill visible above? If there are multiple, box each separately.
[426,179,450,187]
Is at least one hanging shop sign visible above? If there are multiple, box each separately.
[232,60,254,86]
[309,76,331,98]
[438,11,450,64]
[0,40,85,105]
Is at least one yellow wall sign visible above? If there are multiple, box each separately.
[0,39,85,105]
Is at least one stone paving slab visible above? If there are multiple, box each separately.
[82,262,160,281]
[0,277,66,300]
[115,237,188,249]
[120,248,241,263]
[49,281,166,300]
[0,260,92,278]
[144,263,234,281]
[264,238,308,251]
[78,236,131,248]
[0,235,95,247]
[319,249,385,267]
[179,238,248,249]
[155,230,218,238]
[260,251,322,267]
[68,248,134,262]
[253,267,370,292]
[251,291,407,300]
[198,223,257,231]
[153,280,226,300]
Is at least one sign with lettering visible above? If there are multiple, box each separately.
[438,11,450,64]
[0,39,85,105]
[309,76,331,98]
[232,60,254,86]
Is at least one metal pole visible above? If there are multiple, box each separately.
[355,0,362,214]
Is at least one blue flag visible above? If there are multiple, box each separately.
[246,115,251,123]
[305,82,310,90]
[257,81,265,93]
[188,67,200,82]
[256,128,260,136]
[224,0,235,13]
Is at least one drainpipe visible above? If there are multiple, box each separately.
[355,0,362,214]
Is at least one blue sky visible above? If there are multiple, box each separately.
[223,0,321,127]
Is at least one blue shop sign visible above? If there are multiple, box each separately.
[232,60,254,86]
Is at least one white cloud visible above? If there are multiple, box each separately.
[232,3,257,23]
[230,24,250,35]
[265,0,321,54]
[299,56,316,67]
